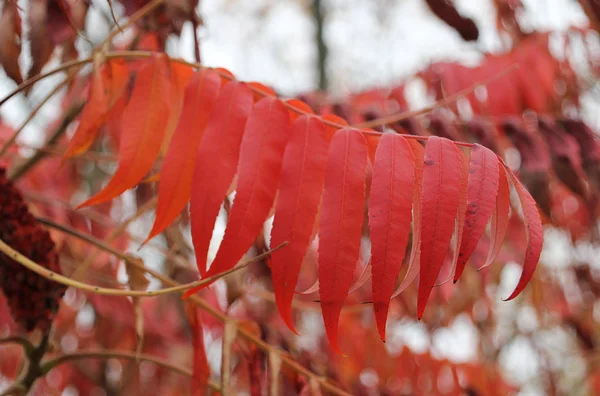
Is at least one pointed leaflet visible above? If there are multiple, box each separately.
[188,81,254,276]
[480,164,510,270]
[369,133,414,341]
[145,70,222,243]
[78,54,171,208]
[202,97,290,278]
[186,97,291,296]
[318,128,367,354]
[417,137,461,319]
[64,67,107,158]
[454,144,499,281]
[270,115,329,334]
[443,146,468,285]
[159,62,195,155]
[184,303,209,396]
[392,139,424,297]
[65,59,129,158]
[503,163,544,300]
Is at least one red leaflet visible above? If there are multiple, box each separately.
[159,62,195,155]
[78,54,172,208]
[145,70,222,244]
[270,115,329,334]
[393,140,424,297]
[184,304,209,396]
[318,128,368,354]
[322,114,348,140]
[417,137,461,319]
[188,81,254,277]
[102,59,129,108]
[454,145,500,281]
[200,97,290,282]
[286,99,314,122]
[65,59,129,158]
[249,82,276,102]
[64,68,107,158]
[503,164,544,300]
[369,133,414,341]
[445,146,469,284]
[480,162,510,270]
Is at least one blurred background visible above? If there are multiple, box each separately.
[0,0,599,395]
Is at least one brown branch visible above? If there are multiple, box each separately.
[0,336,35,355]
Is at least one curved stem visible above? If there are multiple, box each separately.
[0,336,35,355]
[0,50,484,149]
[40,349,220,391]
[0,235,286,297]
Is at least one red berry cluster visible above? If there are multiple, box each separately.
[0,168,66,332]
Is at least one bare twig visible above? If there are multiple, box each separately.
[0,235,286,298]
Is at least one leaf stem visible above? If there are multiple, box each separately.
[0,336,35,355]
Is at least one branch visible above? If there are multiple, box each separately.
[352,63,519,130]
[0,234,286,298]
[40,349,220,391]
[0,336,35,355]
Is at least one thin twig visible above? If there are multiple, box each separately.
[0,235,286,298]
[8,102,85,181]
[353,64,519,129]
[40,349,220,391]
[0,78,71,158]
[0,49,506,149]
[0,336,35,355]
[34,217,348,395]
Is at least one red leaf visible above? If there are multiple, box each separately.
[318,128,368,354]
[188,81,254,277]
[392,140,424,297]
[249,82,276,101]
[78,54,172,208]
[503,164,544,300]
[0,3,23,85]
[443,146,468,285]
[417,137,461,319]
[480,165,510,270]
[201,97,290,280]
[65,59,129,158]
[159,62,195,155]
[285,99,314,122]
[184,304,210,396]
[454,145,500,281]
[145,70,222,243]
[270,115,329,334]
[369,133,414,341]
[102,59,130,108]
[64,68,107,158]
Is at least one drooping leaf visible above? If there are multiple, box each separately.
[65,59,129,158]
[502,163,544,300]
[158,61,195,155]
[318,128,367,354]
[392,139,424,297]
[200,97,290,281]
[270,115,329,334]
[480,164,510,270]
[417,136,461,319]
[369,133,414,341]
[64,68,108,158]
[188,81,254,276]
[285,99,315,122]
[443,145,468,285]
[78,54,172,208]
[454,144,500,281]
[145,69,222,243]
